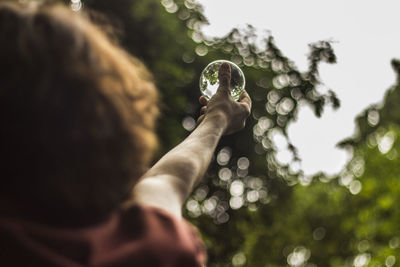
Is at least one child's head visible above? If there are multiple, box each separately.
[0,2,159,225]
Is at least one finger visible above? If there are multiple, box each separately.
[199,95,208,106]
[217,63,231,95]
[200,106,207,115]
[239,90,252,110]
[238,91,251,117]
[197,114,205,124]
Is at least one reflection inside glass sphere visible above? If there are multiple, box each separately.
[199,60,245,101]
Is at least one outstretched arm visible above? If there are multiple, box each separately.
[131,63,251,216]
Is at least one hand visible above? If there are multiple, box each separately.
[197,63,252,135]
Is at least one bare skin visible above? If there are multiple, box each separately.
[131,63,252,216]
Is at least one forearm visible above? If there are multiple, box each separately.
[141,112,227,198]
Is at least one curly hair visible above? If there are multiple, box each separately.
[0,2,159,225]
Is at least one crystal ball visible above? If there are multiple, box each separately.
[199,60,245,101]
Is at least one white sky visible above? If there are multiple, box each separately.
[197,0,400,176]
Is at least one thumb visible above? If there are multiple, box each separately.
[217,62,231,94]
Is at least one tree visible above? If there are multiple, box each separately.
[78,0,343,265]
[235,63,400,266]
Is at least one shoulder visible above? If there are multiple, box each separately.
[95,205,207,267]
[0,205,207,267]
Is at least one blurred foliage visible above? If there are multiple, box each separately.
[19,0,400,265]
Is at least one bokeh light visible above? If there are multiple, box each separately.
[195,44,208,56]
[349,180,362,195]
[229,196,244,209]
[357,240,370,252]
[182,116,196,131]
[70,0,82,11]
[389,236,400,249]
[161,0,178,13]
[312,227,326,241]
[386,255,396,267]
[287,246,311,267]
[246,190,259,202]
[378,131,395,154]
[367,110,380,126]
[353,253,371,267]
[202,197,217,215]
[217,147,232,166]
[218,167,232,181]
[339,172,354,186]
[237,157,250,170]
[193,186,208,201]
[184,0,196,9]
[232,252,246,266]
[186,198,201,217]
[230,180,244,197]
[216,212,229,224]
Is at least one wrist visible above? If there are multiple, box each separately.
[202,111,228,133]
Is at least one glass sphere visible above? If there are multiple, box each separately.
[199,60,245,101]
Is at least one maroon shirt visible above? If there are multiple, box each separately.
[0,205,207,266]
